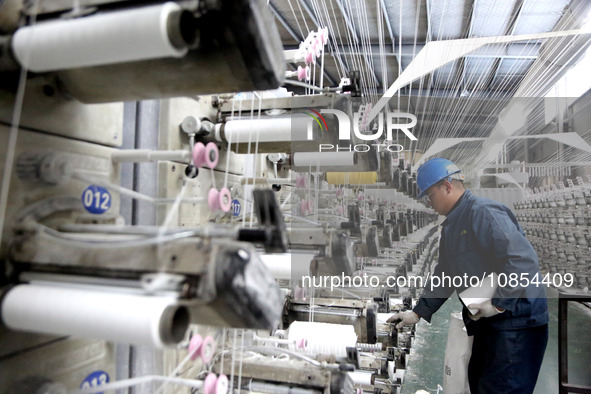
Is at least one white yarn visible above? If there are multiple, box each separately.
[287,321,357,357]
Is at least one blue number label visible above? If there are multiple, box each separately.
[81,370,109,392]
[231,199,241,216]
[82,185,111,214]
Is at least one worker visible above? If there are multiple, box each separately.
[388,158,548,393]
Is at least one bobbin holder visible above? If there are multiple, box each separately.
[246,189,288,253]
[341,204,361,236]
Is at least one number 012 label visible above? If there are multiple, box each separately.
[80,370,109,391]
[82,185,111,214]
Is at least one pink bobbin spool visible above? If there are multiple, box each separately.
[188,334,203,361]
[218,187,232,212]
[320,27,329,45]
[296,175,308,189]
[296,337,307,350]
[192,142,206,167]
[305,50,315,65]
[200,335,216,364]
[297,65,311,81]
[208,188,232,212]
[203,373,218,394]
[306,200,314,212]
[300,199,309,215]
[208,188,220,211]
[313,40,321,57]
[193,142,218,168]
[337,205,344,216]
[216,374,229,394]
[204,142,219,169]
[358,194,364,202]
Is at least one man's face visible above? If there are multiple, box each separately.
[424,181,449,215]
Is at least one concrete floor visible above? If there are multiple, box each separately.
[400,289,591,394]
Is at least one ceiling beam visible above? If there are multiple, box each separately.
[462,0,478,91]
[378,0,396,53]
[377,0,396,90]
[283,43,540,59]
[487,0,527,92]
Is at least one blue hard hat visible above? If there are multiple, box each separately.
[416,158,462,198]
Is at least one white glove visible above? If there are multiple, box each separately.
[387,310,420,329]
[467,300,504,321]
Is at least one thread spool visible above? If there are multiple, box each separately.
[357,342,382,352]
[204,142,219,168]
[348,371,374,386]
[203,373,217,394]
[193,142,219,168]
[193,142,205,166]
[326,172,377,185]
[188,333,215,363]
[292,152,357,168]
[313,40,321,57]
[200,335,216,363]
[300,199,309,215]
[12,2,189,72]
[188,334,203,361]
[203,373,228,394]
[319,27,329,45]
[305,50,315,64]
[218,117,296,143]
[287,321,357,356]
[207,188,232,212]
[1,284,188,348]
[300,199,314,215]
[296,175,308,188]
[216,375,228,394]
[297,65,310,81]
[296,338,307,349]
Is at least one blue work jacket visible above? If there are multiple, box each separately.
[413,190,549,335]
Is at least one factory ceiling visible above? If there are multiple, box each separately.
[269,0,591,168]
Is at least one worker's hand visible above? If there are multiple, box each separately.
[467,300,504,321]
[387,310,420,329]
